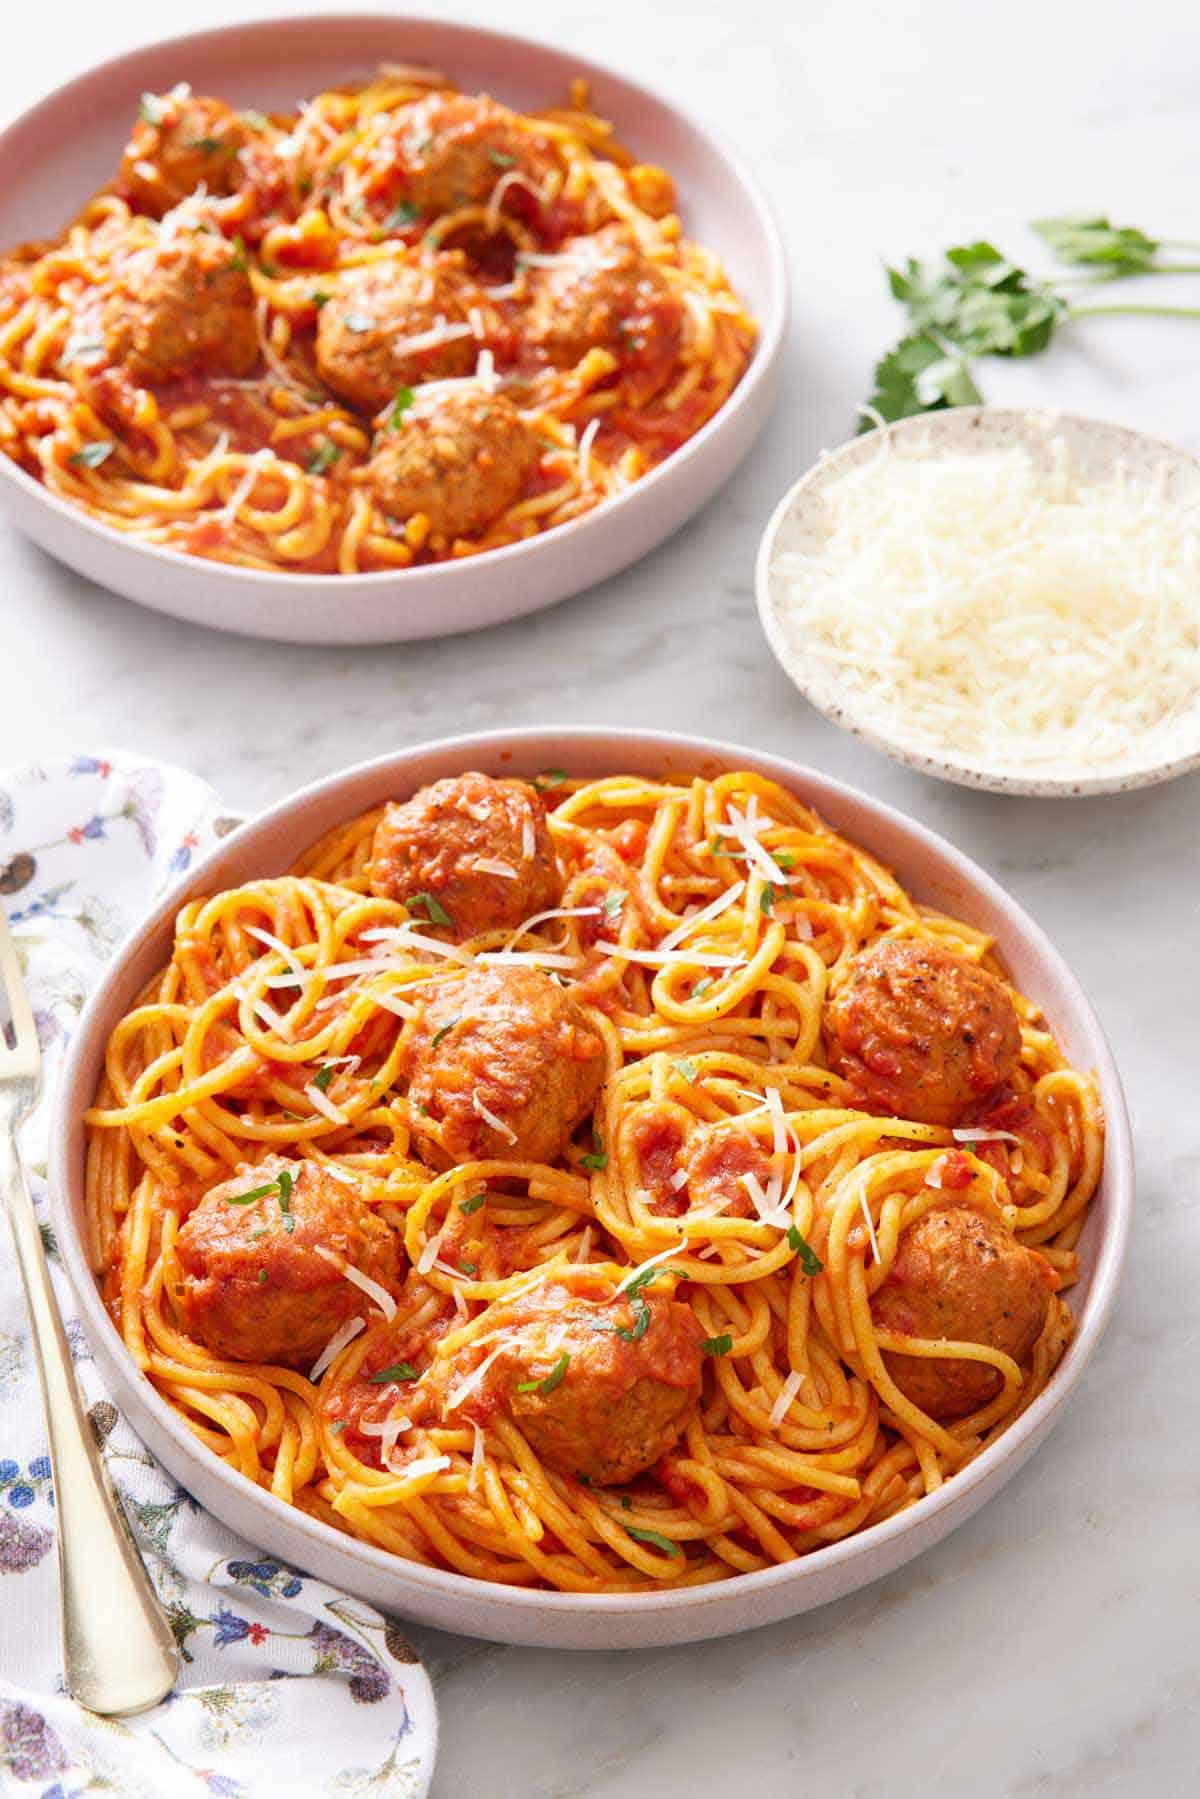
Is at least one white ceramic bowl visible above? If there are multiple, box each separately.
[756,407,1200,796]
[50,728,1133,1649]
[0,16,786,646]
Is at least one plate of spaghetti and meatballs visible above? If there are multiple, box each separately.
[0,17,783,642]
[52,730,1131,1648]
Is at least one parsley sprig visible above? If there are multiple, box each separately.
[863,215,1200,428]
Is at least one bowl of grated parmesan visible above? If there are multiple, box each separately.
[756,407,1200,795]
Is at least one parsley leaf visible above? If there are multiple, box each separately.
[616,1297,651,1343]
[307,442,341,476]
[702,1333,733,1356]
[627,1526,681,1557]
[390,386,415,426]
[368,1362,419,1384]
[311,289,332,308]
[518,1351,570,1395]
[459,1191,487,1215]
[312,1064,335,1093]
[580,1151,608,1171]
[861,331,982,431]
[1032,213,1161,275]
[602,890,626,920]
[406,892,453,927]
[621,1265,680,1300]
[488,150,517,168]
[759,883,776,916]
[382,201,420,229]
[69,441,114,470]
[431,1016,460,1048]
[787,1225,823,1277]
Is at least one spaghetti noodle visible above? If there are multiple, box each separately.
[84,767,1104,1593]
[0,69,756,574]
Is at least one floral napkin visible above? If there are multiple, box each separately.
[0,755,437,1799]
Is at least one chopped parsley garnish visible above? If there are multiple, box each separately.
[617,1299,651,1343]
[431,1016,460,1048]
[627,1527,681,1557]
[759,883,776,916]
[488,150,517,168]
[709,834,728,856]
[61,339,104,368]
[787,1225,824,1277]
[312,1064,336,1092]
[406,892,453,927]
[226,1179,280,1206]
[307,442,341,476]
[185,136,227,154]
[277,1170,295,1233]
[229,236,248,273]
[519,1351,570,1395]
[311,289,332,308]
[459,1191,487,1215]
[602,890,626,920]
[622,1265,680,1301]
[389,386,415,427]
[459,1259,478,1276]
[620,1494,632,1509]
[580,1151,608,1171]
[533,768,569,791]
[702,1333,733,1356]
[367,1362,419,1384]
[673,1057,699,1084]
[382,201,420,229]
[257,1269,269,1284]
[775,850,796,871]
[69,441,113,470]
[138,93,164,126]
[343,312,374,333]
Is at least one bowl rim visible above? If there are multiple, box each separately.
[0,11,788,594]
[755,405,1200,798]
[50,725,1133,1622]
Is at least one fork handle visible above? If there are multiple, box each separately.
[1,1130,179,1715]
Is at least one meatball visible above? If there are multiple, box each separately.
[872,1203,1057,1421]
[102,228,258,384]
[174,1156,400,1369]
[380,92,551,219]
[406,966,606,1166]
[368,771,562,939]
[823,939,1022,1128]
[525,224,684,401]
[362,387,536,540]
[315,257,482,415]
[120,93,252,216]
[420,1273,703,1484]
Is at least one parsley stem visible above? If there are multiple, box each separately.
[1068,300,1200,321]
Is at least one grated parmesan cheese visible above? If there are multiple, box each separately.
[314,1246,397,1320]
[771,431,1200,776]
[309,1315,366,1381]
[769,1369,804,1430]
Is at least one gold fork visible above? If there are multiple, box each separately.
[0,903,179,1715]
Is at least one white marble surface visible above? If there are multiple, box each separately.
[3,1,1198,1792]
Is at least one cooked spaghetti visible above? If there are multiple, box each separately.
[84,766,1104,1593]
[0,68,756,574]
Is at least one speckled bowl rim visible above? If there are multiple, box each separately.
[0,13,787,645]
[49,727,1133,1648]
[755,406,1200,798]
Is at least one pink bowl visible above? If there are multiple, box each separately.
[50,729,1133,1647]
[0,16,786,645]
